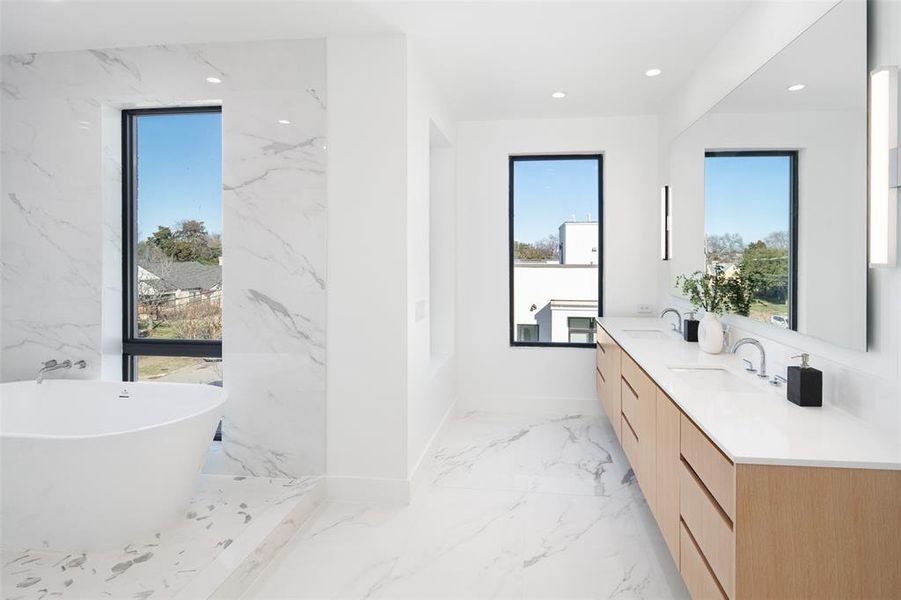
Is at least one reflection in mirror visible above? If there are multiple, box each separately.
[668,0,867,350]
[704,151,797,330]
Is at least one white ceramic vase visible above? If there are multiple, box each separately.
[697,313,724,354]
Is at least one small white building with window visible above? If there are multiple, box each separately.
[513,219,599,343]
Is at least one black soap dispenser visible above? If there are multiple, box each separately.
[683,311,699,342]
[787,353,822,407]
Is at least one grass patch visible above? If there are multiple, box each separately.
[749,298,788,325]
[138,356,200,379]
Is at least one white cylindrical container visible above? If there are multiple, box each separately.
[697,313,724,354]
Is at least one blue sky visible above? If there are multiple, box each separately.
[136,112,222,240]
[705,155,790,245]
[512,158,599,243]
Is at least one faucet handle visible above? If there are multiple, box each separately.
[770,374,787,386]
[74,360,86,369]
[742,358,756,373]
[41,359,58,368]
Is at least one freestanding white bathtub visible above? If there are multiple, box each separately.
[1,380,225,552]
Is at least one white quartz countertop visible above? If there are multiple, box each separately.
[597,317,901,470]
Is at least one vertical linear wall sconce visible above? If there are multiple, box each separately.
[660,185,672,260]
[869,66,899,266]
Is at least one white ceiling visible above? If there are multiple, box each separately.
[0,1,753,120]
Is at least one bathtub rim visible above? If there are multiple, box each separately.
[0,380,226,441]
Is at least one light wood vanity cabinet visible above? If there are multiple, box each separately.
[595,328,621,442]
[594,325,901,600]
[655,390,681,562]
[620,353,658,514]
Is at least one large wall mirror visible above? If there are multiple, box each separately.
[668,0,867,350]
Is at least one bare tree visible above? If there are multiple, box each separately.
[136,243,175,334]
[705,233,745,264]
[763,230,789,250]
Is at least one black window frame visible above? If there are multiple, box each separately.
[121,106,223,381]
[704,150,799,331]
[508,154,604,349]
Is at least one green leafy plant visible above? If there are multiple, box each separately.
[722,269,757,316]
[677,264,759,316]
[676,266,729,315]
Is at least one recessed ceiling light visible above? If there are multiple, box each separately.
[645,68,662,77]
[551,91,566,99]
[787,83,806,92]
[278,119,291,125]
[205,77,222,84]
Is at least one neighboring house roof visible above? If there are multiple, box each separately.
[138,260,222,294]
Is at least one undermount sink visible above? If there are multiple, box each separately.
[622,329,669,340]
[668,366,758,393]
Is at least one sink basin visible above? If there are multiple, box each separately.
[622,329,668,340]
[668,367,758,393]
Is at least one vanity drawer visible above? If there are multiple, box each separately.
[680,522,728,600]
[621,414,640,473]
[620,378,641,437]
[681,414,735,520]
[680,461,735,597]
[620,352,648,394]
[620,354,653,432]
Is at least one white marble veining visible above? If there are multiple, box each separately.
[1,40,327,477]
[1,475,322,600]
[246,411,687,599]
[599,317,901,470]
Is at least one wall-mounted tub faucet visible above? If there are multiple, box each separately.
[660,308,682,334]
[731,338,768,378]
[36,359,85,384]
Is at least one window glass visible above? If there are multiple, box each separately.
[136,356,223,386]
[511,156,601,346]
[123,107,223,408]
[133,111,223,341]
[517,324,539,342]
[705,153,795,329]
[567,317,596,344]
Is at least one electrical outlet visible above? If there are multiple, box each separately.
[637,303,654,315]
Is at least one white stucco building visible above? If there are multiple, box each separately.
[513,219,599,343]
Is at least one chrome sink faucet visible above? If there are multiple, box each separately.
[731,338,768,378]
[660,308,682,334]
[36,359,86,384]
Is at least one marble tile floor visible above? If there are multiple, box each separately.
[2,475,323,600]
[245,412,689,599]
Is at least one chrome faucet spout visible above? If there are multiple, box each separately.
[660,308,682,334]
[731,338,768,378]
[36,359,73,384]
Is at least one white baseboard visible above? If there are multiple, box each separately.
[455,394,601,416]
[326,475,411,504]
[408,397,457,498]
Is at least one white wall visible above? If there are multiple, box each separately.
[326,37,459,492]
[560,221,599,265]
[406,45,458,478]
[326,36,409,494]
[457,116,658,413]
